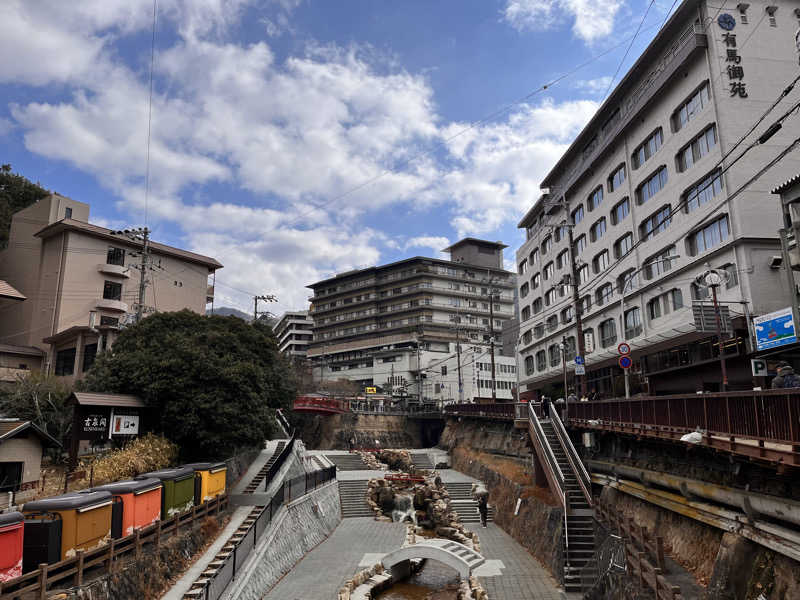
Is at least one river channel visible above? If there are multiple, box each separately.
[375,561,460,600]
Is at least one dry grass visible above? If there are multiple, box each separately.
[454,447,533,486]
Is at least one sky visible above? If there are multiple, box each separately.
[1,0,679,315]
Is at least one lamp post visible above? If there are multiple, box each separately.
[702,269,729,391]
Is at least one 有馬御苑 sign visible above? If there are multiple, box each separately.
[753,307,797,351]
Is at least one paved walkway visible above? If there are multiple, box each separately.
[466,523,563,600]
[262,517,406,600]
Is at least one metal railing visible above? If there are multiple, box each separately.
[551,409,593,506]
[442,402,517,420]
[199,465,337,600]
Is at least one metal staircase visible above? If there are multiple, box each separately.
[526,404,595,594]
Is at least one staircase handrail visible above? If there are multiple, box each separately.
[528,403,566,494]
[551,409,593,506]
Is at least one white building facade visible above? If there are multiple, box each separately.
[274,310,313,359]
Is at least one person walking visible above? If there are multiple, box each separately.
[542,395,551,419]
[772,363,800,388]
[477,494,489,528]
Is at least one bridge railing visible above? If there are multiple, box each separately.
[442,402,517,420]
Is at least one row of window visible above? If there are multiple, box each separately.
[477,379,515,390]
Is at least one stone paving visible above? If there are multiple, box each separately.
[466,523,563,600]
[261,517,406,600]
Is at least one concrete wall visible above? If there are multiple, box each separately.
[221,480,341,600]
[0,435,43,485]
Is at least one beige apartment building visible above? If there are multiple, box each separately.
[0,194,221,380]
[274,310,314,360]
[306,238,516,398]
[515,0,800,397]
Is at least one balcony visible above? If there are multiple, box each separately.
[97,263,130,278]
[96,298,129,312]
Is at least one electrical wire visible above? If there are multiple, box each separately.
[144,0,157,227]
[601,0,657,102]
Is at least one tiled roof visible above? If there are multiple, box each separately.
[771,173,800,195]
[0,279,26,300]
[70,392,145,408]
[0,420,61,446]
[34,219,223,269]
[0,344,45,357]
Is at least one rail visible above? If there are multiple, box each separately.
[293,396,349,414]
[569,390,800,466]
[196,465,337,600]
[263,430,297,492]
[442,402,516,420]
[595,496,682,600]
[551,409,593,506]
[0,495,229,599]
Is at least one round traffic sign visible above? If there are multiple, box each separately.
[619,356,633,369]
[574,356,584,365]
[618,342,631,355]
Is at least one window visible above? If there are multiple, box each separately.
[588,186,604,211]
[610,197,630,226]
[599,319,617,347]
[532,273,541,290]
[579,295,591,316]
[530,248,540,265]
[561,306,574,324]
[592,250,610,274]
[556,250,569,270]
[643,246,676,280]
[669,288,684,311]
[541,235,553,254]
[521,306,531,321]
[590,217,607,242]
[522,329,532,344]
[649,288,683,321]
[100,316,119,327]
[546,315,559,332]
[723,263,739,288]
[688,216,730,255]
[596,283,613,306]
[636,166,668,205]
[677,125,717,172]
[613,233,634,259]
[520,282,529,298]
[672,82,710,131]
[578,265,589,285]
[564,336,576,361]
[518,259,528,275]
[572,205,585,225]
[648,297,662,320]
[543,262,555,280]
[574,235,587,256]
[617,269,638,294]
[640,205,672,240]
[624,307,642,338]
[82,343,98,372]
[536,350,547,371]
[534,322,545,338]
[545,288,557,306]
[608,163,626,192]
[65,207,73,219]
[525,355,535,375]
[54,348,76,376]
[632,128,663,169]
[549,344,561,367]
[554,225,568,243]
[684,169,723,213]
[533,298,543,314]
[107,247,125,266]
[103,281,122,301]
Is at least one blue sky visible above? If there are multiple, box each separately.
[1,0,678,314]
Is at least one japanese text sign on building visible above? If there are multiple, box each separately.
[718,16,748,98]
[753,307,798,351]
[111,414,139,436]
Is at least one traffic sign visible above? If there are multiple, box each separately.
[574,356,584,365]
[618,342,631,355]
[575,364,586,375]
[619,356,633,369]
[365,387,377,394]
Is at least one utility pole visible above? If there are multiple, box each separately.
[565,208,588,398]
[416,331,423,406]
[488,292,497,402]
[253,294,278,322]
[561,335,569,418]
[136,227,150,323]
[456,326,464,403]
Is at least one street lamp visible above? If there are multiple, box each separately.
[699,268,730,391]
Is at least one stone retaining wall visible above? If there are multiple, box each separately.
[221,481,341,600]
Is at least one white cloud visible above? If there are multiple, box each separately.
[404,236,451,258]
[575,76,613,95]
[502,0,623,43]
[0,118,14,136]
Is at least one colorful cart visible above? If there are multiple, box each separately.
[0,512,24,582]
[136,467,195,517]
[183,462,227,504]
[92,478,162,538]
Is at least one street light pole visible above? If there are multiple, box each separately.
[704,270,730,391]
[560,335,569,419]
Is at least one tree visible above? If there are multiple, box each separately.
[0,372,72,457]
[81,310,295,460]
[0,164,51,249]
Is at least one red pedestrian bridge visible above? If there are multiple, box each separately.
[292,395,349,414]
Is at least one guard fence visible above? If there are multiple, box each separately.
[199,465,337,600]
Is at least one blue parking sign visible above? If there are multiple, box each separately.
[574,356,584,365]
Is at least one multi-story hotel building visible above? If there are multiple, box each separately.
[515,0,800,397]
[274,310,313,360]
[306,238,516,397]
[0,194,221,381]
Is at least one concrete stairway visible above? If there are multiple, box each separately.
[326,453,369,471]
[540,421,595,593]
[338,480,374,518]
[243,441,286,494]
[410,453,434,470]
[444,482,495,524]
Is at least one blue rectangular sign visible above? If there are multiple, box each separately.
[753,307,797,351]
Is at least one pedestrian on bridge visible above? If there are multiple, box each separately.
[772,363,800,389]
[542,395,551,419]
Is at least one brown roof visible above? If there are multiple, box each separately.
[70,392,145,408]
[0,420,61,447]
[0,279,26,301]
[0,343,45,357]
[441,238,508,252]
[34,219,223,270]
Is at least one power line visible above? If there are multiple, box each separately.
[601,0,656,101]
[144,0,158,227]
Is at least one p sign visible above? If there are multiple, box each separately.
[751,359,768,377]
